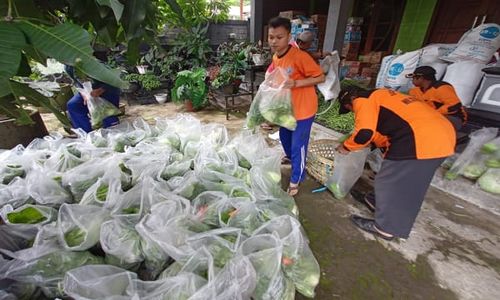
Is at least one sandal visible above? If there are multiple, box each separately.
[287,183,299,197]
[281,156,291,164]
[260,123,273,130]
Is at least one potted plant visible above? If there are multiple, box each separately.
[246,41,271,66]
[171,68,207,111]
[211,41,248,94]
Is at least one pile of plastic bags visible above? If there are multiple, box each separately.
[0,114,320,299]
[444,127,500,195]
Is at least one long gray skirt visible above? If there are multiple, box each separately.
[374,158,445,238]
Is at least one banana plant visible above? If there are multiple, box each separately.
[0,0,159,126]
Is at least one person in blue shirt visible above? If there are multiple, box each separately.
[65,49,121,133]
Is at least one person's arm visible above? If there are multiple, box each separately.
[435,85,462,114]
[341,98,378,152]
[283,74,325,89]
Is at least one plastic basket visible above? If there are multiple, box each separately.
[306,139,338,184]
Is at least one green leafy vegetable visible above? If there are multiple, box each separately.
[7,207,47,224]
[64,228,86,247]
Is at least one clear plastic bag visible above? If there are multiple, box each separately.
[0,177,33,209]
[100,219,144,270]
[0,204,57,240]
[317,51,341,101]
[477,168,500,195]
[57,203,110,251]
[77,82,121,129]
[44,142,88,172]
[27,168,72,206]
[63,264,137,299]
[446,128,498,180]
[366,148,384,173]
[326,147,370,199]
[61,157,112,202]
[186,227,241,270]
[481,136,500,168]
[247,67,296,131]
[130,273,207,300]
[159,247,215,281]
[253,216,320,298]
[238,233,295,300]
[1,248,103,298]
[188,255,257,300]
[228,130,270,169]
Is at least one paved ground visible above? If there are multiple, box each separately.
[41,102,500,300]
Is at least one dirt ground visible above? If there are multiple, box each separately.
[41,102,500,300]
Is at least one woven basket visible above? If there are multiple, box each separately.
[306,139,338,184]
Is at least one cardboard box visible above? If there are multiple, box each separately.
[369,51,384,64]
[341,42,360,61]
[279,10,306,19]
[311,14,327,24]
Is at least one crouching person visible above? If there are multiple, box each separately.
[336,87,456,240]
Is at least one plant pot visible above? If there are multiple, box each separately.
[252,54,265,66]
[0,110,49,149]
[184,100,194,112]
[136,65,148,74]
[154,93,168,104]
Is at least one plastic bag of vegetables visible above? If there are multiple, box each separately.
[100,219,145,270]
[326,147,370,199]
[253,216,320,298]
[247,67,296,130]
[159,247,215,281]
[0,177,31,209]
[77,82,121,129]
[0,204,57,240]
[445,127,498,180]
[63,264,137,299]
[477,168,500,195]
[188,254,257,300]
[238,233,296,300]
[1,247,103,298]
[186,227,241,270]
[44,142,88,172]
[481,137,500,168]
[57,203,110,251]
[27,168,72,206]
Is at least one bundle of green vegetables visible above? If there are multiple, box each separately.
[0,115,320,299]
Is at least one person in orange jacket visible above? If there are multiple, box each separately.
[335,87,456,240]
[267,17,325,196]
[407,66,467,131]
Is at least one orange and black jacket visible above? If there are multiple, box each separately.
[409,81,467,123]
[343,89,456,160]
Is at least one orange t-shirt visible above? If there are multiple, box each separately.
[272,46,323,120]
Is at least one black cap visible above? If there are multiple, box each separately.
[338,90,352,114]
[405,66,436,78]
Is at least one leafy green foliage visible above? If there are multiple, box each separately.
[0,0,160,126]
[211,41,248,89]
[124,73,161,91]
[158,0,229,29]
[171,68,207,109]
[7,207,47,224]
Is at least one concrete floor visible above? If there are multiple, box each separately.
[41,102,500,300]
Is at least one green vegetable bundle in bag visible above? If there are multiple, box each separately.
[246,67,296,130]
[77,82,121,129]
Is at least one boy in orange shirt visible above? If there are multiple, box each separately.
[267,17,325,196]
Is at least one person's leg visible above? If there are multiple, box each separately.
[67,93,92,133]
[374,158,445,238]
[289,116,315,185]
[279,126,293,161]
[101,88,121,128]
[446,115,462,132]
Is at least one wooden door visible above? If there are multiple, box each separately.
[426,0,500,44]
